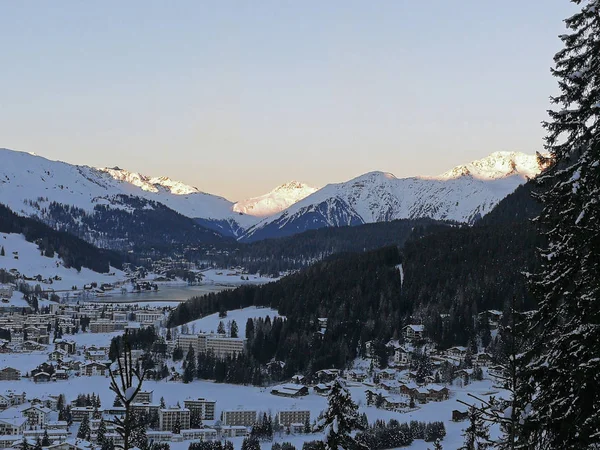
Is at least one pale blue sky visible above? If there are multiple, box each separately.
[0,1,574,200]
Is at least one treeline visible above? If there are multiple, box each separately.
[187,218,450,275]
[0,203,125,273]
[39,196,228,251]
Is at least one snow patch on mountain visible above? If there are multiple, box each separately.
[233,181,318,217]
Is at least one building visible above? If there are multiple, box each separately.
[181,428,217,441]
[159,407,190,432]
[219,425,249,438]
[176,333,245,358]
[221,409,257,427]
[403,324,424,340]
[82,362,108,376]
[0,284,14,299]
[447,346,469,359]
[134,311,164,324]
[277,410,310,427]
[0,417,27,435]
[90,320,119,333]
[0,368,20,381]
[71,407,95,422]
[270,384,309,398]
[54,340,76,354]
[22,405,52,427]
[132,390,153,404]
[183,398,216,420]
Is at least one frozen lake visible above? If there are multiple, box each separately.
[64,284,231,305]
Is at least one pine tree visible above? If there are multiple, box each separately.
[459,406,490,450]
[34,437,42,450]
[183,345,196,383]
[78,414,91,439]
[241,436,261,450]
[230,320,239,338]
[22,437,30,450]
[313,378,367,449]
[160,396,166,409]
[42,429,50,447]
[517,1,600,448]
[217,321,226,335]
[430,439,443,450]
[113,395,123,407]
[97,418,108,446]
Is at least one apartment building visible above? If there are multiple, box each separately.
[159,407,190,432]
[277,410,310,427]
[0,367,20,381]
[183,398,216,420]
[221,409,257,427]
[133,391,153,404]
[206,336,244,358]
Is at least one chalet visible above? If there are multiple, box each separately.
[315,369,340,383]
[314,383,332,396]
[291,375,305,385]
[0,416,27,435]
[475,352,492,366]
[54,369,68,380]
[376,368,396,380]
[0,367,20,381]
[32,372,51,383]
[426,385,450,402]
[456,368,474,383]
[49,349,68,361]
[270,384,309,398]
[403,324,424,341]
[22,404,52,427]
[0,435,21,448]
[54,339,76,354]
[447,346,469,359]
[82,362,108,376]
[346,369,368,382]
[22,340,45,351]
[379,380,403,394]
[219,425,249,438]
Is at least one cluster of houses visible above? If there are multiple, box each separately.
[0,387,312,448]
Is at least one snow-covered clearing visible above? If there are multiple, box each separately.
[0,232,125,292]
[180,306,281,336]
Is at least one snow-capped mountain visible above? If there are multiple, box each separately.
[233,181,318,217]
[0,148,259,245]
[240,152,546,242]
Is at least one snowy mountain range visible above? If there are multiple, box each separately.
[0,148,544,246]
[240,152,546,242]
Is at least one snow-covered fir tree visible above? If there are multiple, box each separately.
[518,0,600,448]
[459,406,491,450]
[78,414,91,440]
[96,418,108,446]
[314,378,367,449]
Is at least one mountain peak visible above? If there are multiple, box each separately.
[438,151,542,181]
[233,181,318,217]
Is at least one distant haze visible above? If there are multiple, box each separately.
[0,1,575,200]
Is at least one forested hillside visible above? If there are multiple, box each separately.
[0,203,125,273]
[192,218,450,274]
[169,210,540,373]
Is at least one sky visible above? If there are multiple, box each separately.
[0,1,576,201]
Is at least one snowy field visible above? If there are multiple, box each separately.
[0,374,499,449]
[200,269,278,286]
[179,306,281,336]
[0,232,125,292]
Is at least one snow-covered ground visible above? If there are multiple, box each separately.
[180,306,281,336]
[200,269,278,286]
[0,232,126,293]
[0,373,500,449]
